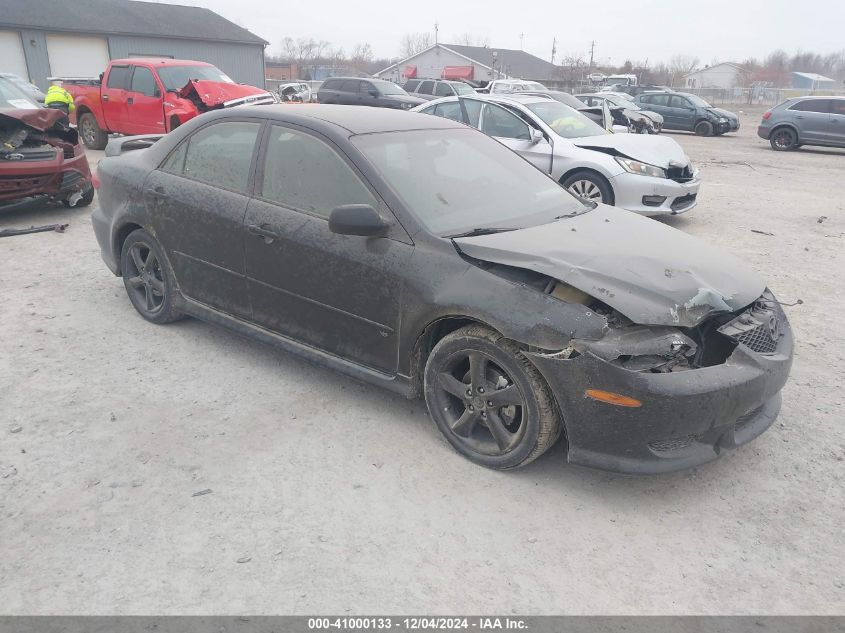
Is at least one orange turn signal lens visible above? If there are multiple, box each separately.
[585,389,643,408]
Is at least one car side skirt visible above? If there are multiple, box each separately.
[176,295,414,398]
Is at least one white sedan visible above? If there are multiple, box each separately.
[412,93,700,216]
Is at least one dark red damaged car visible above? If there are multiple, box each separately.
[0,77,93,207]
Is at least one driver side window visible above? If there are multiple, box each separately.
[480,103,530,140]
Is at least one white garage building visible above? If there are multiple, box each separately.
[682,62,744,89]
[0,0,267,90]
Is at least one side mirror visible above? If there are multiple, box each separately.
[329,204,389,237]
[529,127,545,144]
[612,124,629,134]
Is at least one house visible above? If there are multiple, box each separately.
[791,72,838,91]
[375,43,560,85]
[682,62,744,89]
[0,0,268,90]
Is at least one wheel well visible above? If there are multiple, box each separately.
[114,223,143,273]
[558,168,614,205]
[169,115,181,132]
[408,316,486,398]
[76,105,92,121]
[770,123,799,140]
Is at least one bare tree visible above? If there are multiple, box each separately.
[350,43,374,73]
[400,32,432,59]
[560,52,586,81]
[668,54,700,76]
[280,37,330,77]
[453,33,490,47]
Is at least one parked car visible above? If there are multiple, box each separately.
[0,72,46,103]
[634,91,739,136]
[757,96,845,151]
[0,76,93,206]
[403,78,475,101]
[92,105,792,473]
[317,78,424,109]
[479,79,548,94]
[413,93,700,215]
[61,58,276,149]
[601,84,671,97]
[575,93,664,133]
[277,82,311,103]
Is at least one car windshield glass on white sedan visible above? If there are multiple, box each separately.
[352,128,589,236]
[157,65,235,91]
[525,101,608,139]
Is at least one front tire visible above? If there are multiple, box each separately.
[770,127,798,151]
[120,229,183,324]
[78,113,108,150]
[423,324,562,470]
[561,170,614,205]
[694,120,713,136]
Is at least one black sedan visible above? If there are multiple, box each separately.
[93,105,793,473]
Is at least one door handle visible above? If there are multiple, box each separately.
[247,223,281,240]
[145,186,166,200]
[102,94,109,102]
[127,97,134,105]
[795,115,804,119]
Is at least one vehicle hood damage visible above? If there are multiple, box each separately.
[454,205,765,328]
[177,80,276,111]
[573,133,689,169]
[1,109,79,159]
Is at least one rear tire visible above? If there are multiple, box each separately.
[770,127,798,151]
[78,113,108,150]
[561,170,614,205]
[120,229,184,324]
[694,120,713,136]
[423,324,562,470]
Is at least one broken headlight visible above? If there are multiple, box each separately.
[575,326,698,373]
[615,157,667,179]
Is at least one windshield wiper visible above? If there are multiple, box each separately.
[444,227,517,239]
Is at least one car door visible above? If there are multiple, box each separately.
[417,80,435,101]
[102,64,131,131]
[143,119,261,319]
[641,94,671,126]
[668,95,695,130]
[123,65,165,135]
[243,123,412,372]
[788,99,832,142]
[475,101,553,174]
[829,99,845,145]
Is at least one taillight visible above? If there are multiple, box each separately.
[762,110,772,121]
[92,172,101,190]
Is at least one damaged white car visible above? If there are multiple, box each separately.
[413,93,700,216]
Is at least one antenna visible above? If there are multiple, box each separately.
[520,33,524,50]
[551,37,557,64]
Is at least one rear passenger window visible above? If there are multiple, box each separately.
[106,66,131,90]
[322,79,340,90]
[831,100,845,115]
[261,125,378,218]
[435,83,453,97]
[341,80,359,92]
[418,81,434,95]
[433,102,463,121]
[670,96,692,108]
[789,99,831,113]
[166,121,260,193]
[649,94,670,107]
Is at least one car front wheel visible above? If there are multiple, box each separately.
[694,120,714,136]
[78,113,108,150]
[120,229,183,324]
[424,324,562,470]
[562,171,614,205]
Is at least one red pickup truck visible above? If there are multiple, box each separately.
[63,58,276,150]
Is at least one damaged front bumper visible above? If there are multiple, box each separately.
[525,311,793,475]
[611,171,700,216]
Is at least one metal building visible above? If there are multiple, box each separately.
[0,0,267,90]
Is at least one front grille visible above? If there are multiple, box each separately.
[60,171,83,190]
[671,193,697,211]
[0,173,52,193]
[734,322,778,354]
[718,296,783,355]
[649,434,699,452]
[1,148,57,162]
[667,165,695,183]
[63,146,75,160]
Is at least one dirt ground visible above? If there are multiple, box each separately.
[1,106,844,615]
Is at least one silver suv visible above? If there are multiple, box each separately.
[403,79,475,101]
[757,96,845,151]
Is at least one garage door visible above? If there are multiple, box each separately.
[46,34,110,78]
[0,31,29,78]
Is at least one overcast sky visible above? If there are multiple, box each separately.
[192,0,844,66]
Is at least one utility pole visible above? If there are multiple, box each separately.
[551,37,557,64]
[519,33,524,50]
[588,40,596,70]
[434,21,439,45]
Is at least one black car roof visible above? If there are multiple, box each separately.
[223,104,464,135]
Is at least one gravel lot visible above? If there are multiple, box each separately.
[1,106,844,615]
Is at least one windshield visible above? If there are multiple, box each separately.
[553,92,588,109]
[525,82,547,90]
[375,81,407,96]
[157,65,235,91]
[453,82,474,95]
[525,101,608,139]
[686,94,712,108]
[352,129,589,236]
[0,78,39,109]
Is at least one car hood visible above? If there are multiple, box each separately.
[0,107,67,131]
[571,132,689,168]
[454,205,765,327]
[178,80,272,107]
[637,109,664,124]
[707,107,738,120]
[0,108,80,149]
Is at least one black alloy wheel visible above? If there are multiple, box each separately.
[120,229,183,324]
